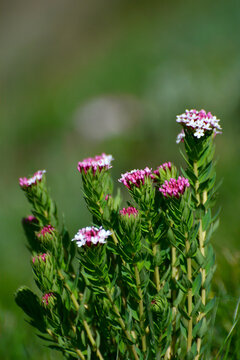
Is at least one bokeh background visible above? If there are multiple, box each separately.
[0,0,240,358]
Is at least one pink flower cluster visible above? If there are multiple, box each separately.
[19,170,46,188]
[72,226,111,248]
[159,177,190,198]
[176,109,222,141]
[42,292,54,306]
[32,253,47,264]
[37,225,55,238]
[153,162,172,176]
[118,167,152,189]
[119,207,139,217]
[77,153,113,174]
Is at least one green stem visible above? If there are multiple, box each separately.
[186,237,193,352]
[58,271,104,360]
[152,243,161,292]
[165,246,178,359]
[134,264,147,353]
[171,246,178,356]
[47,328,85,359]
[104,286,139,360]
[110,228,119,246]
[193,162,207,360]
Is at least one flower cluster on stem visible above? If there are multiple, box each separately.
[72,226,111,247]
[159,177,190,198]
[32,253,48,264]
[37,225,55,238]
[153,162,172,175]
[118,167,152,189]
[176,109,222,140]
[42,292,54,306]
[77,153,113,174]
[119,207,139,217]
[19,170,46,188]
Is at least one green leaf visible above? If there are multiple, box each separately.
[204,297,216,315]
[192,273,202,296]
[198,318,207,337]
[202,209,211,231]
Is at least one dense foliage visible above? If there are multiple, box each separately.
[16,111,238,359]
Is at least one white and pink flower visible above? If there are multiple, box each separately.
[72,226,111,248]
[176,109,221,142]
[77,153,113,174]
[19,170,46,188]
[118,167,152,190]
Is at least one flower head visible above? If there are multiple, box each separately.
[72,226,111,248]
[42,292,54,306]
[32,253,48,264]
[176,109,221,141]
[19,170,46,188]
[77,153,113,175]
[119,207,139,218]
[37,225,55,238]
[153,162,172,176]
[118,167,152,190]
[159,176,190,198]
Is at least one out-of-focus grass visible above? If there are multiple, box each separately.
[0,0,239,358]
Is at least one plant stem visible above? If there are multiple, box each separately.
[152,243,161,292]
[165,246,178,359]
[134,264,147,353]
[110,228,119,246]
[193,162,207,359]
[58,271,104,360]
[171,246,178,356]
[47,328,85,359]
[186,237,193,352]
[104,286,139,360]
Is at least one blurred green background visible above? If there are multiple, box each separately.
[1,0,240,358]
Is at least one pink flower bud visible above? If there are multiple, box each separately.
[119,207,139,218]
[42,292,54,306]
[159,177,190,199]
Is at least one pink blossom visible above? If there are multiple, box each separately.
[42,292,54,306]
[37,225,55,238]
[118,167,152,190]
[105,194,112,201]
[176,109,221,140]
[72,226,111,248]
[153,162,172,176]
[77,153,113,175]
[32,253,48,264]
[119,207,139,217]
[19,170,46,188]
[159,177,190,198]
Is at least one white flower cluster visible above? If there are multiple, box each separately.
[72,226,111,247]
[176,109,222,141]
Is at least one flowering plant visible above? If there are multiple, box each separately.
[16,110,225,359]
